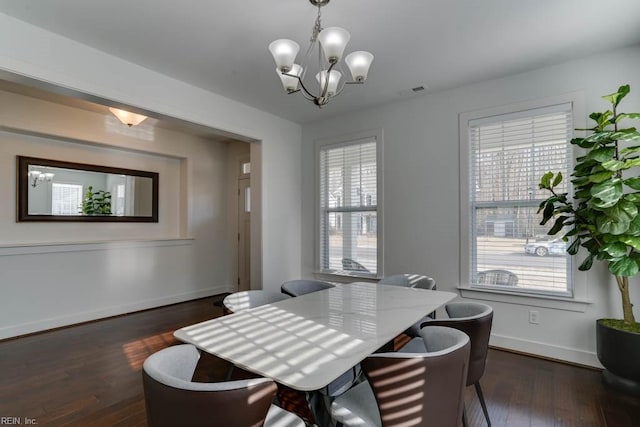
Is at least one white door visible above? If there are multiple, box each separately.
[238,176,251,291]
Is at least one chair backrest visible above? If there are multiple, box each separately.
[281,279,335,297]
[362,326,470,427]
[378,273,436,290]
[223,290,291,313]
[142,344,277,427]
[342,258,370,272]
[426,302,493,386]
[477,269,518,286]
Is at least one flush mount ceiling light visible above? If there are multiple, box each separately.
[108,107,148,127]
[268,0,374,108]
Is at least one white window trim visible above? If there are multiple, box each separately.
[459,92,593,312]
[315,128,384,279]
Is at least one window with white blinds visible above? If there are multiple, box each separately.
[468,103,573,295]
[319,137,378,276]
[51,183,83,215]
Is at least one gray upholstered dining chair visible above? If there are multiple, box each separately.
[379,273,437,337]
[330,326,470,427]
[477,269,518,286]
[222,289,291,314]
[142,344,305,427]
[400,302,494,427]
[281,279,335,297]
[342,258,370,272]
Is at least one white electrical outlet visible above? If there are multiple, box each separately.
[529,310,540,324]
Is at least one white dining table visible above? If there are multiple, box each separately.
[174,281,457,392]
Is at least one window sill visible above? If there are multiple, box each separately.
[457,286,593,312]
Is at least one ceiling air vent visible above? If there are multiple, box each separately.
[398,84,428,98]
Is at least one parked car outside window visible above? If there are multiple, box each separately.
[524,239,567,257]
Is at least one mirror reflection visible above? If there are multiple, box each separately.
[17,156,158,222]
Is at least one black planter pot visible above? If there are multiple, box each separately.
[596,319,640,395]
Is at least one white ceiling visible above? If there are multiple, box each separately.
[2,0,640,124]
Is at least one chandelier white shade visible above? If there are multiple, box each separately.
[317,27,350,63]
[345,51,374,82]
[269,0,373,107]
[268,39,300,72]
[277,64,304,92]
[108,107,148,127]
[315,70,341,96]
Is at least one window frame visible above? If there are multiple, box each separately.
[459,92,592,311]
[315,129,384,279]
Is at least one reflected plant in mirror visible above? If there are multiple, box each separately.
[81,186,112,216]
[17,156,159,222]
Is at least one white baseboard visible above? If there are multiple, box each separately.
[490,333,602,368]
[0,286,228,340]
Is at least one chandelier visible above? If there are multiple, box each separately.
[268,0,374,108]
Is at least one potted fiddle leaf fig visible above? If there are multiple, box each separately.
[80,186,112,215]
[538,84,640,394]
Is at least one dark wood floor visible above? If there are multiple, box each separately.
[0,296,638,427]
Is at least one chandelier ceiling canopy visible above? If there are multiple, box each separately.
[268,0,374,108]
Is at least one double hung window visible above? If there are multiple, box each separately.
[318,133,381,276]
[464,102,573,295]
[51,183,83,215]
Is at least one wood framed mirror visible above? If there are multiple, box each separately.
[17,156,159,222]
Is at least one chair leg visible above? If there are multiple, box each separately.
[462,402,468,427]
[224,364,234,381]
[474,381,491,426]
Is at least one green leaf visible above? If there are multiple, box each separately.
[611,130,640,141]
[620,236,640,251]
[567,238,581,255]
[552,172,563,187]
[579,254,595,271]
[549,215,568,235]
[571,137,597,149]
[575,188,592,199]
[597,215,630,235]
[582,238,600,253]
[588,170,615,183]
[590,179,623,203]
[623,193,640,203]
[625,215,640,236]
[571,176,590,186]
[620,145,640,158]
[572,159,598,176]
[540,171,554,189]
[602,84,630,108]
[604,200,638,222]
[586,147,615,162]
[609,257,639,277]
[623,158,640,168]
[540,202,555,225]
[617,113,640,122]
[601,159,626,171]
[584,131,613,143]
[603,241,629,257]
[624,177,640,190]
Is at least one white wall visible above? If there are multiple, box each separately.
[0,13,302,338]
[301,45,640,367]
